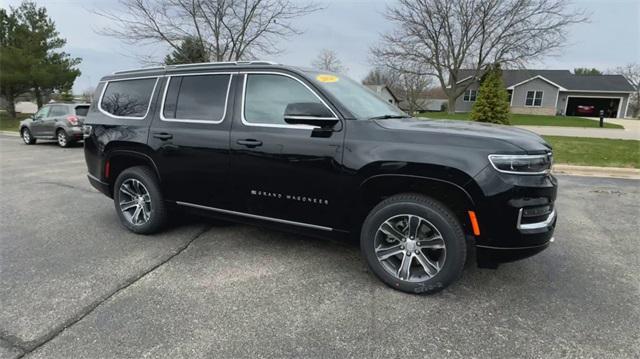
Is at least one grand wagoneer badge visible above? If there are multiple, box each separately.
[251,190,329,205]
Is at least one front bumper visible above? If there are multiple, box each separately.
[468,165,558,264]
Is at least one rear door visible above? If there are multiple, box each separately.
[148,72,235,208]
[46,105,68,136]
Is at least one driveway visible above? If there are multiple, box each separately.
[1,135,639,358]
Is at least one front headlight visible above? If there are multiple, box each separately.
[488,153,552,175]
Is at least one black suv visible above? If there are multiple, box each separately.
[84,61,557,294]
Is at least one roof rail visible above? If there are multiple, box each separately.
[112,60,278,75]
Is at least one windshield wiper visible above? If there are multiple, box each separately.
[368,114,411,120]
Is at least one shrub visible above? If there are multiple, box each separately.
[470,64,511,125]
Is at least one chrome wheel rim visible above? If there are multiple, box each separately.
[57,132,67,146]
[374,214,446,282]
[119,179,152,226]
[23,130,30,143]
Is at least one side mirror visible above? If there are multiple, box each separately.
[284,102,338,129]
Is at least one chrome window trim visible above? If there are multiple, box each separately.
[240,71,339,129]
[517,208,556,230]
[159,72,235,124]
[176,201,333,231]
[487,153,552,175]
[98,76,159,120]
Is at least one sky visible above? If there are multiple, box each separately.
[2,0,639,93]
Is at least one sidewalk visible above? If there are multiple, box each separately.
[517,117,640,140]
[554,164,640,180]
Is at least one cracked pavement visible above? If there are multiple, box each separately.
[0,134,639,358]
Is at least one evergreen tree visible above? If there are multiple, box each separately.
[0,1,81,116]
[164,36,208,65]
[470,64,510,125]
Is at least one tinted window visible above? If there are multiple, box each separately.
[163,74,230,122]
[244,74,326,125]
[75,106,89,116]
[49,105,68,117]
[100,78,157,118]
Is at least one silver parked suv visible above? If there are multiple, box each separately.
[19,103,90,147]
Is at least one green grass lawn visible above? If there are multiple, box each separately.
[418,112,624,129]
[0,112,30,132]
[543,136,640,168]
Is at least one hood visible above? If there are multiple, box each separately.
[374,117,551,153]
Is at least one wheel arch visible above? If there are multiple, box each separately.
[355,174,479,237]
[104,147,161,195]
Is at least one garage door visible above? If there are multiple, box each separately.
[566,97,621,118]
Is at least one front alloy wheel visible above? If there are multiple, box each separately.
[375,214,446,281]
[22,128,35,144]
[361,194,466,294]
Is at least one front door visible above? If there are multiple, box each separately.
[229,72,346,230]
[148,73,235,208]
[30,106,50,136]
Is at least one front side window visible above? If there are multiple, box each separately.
[244,74,327,125]
[163,74,230,122]
[34,106,50,119]
[525,91,543,107]
[100,78,157,118]
[463,89,477,102]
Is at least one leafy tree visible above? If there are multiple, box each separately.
[470,64,510,125]
[0,8,31,118]
[0,1,81,117]
[59,88,74,102]
[574,67,602,75]
[164,36,208,65]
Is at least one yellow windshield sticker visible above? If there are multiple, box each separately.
[316,74,339,83]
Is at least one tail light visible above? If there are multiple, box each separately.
[67,115,79,126]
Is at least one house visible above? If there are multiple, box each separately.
[365,85,400,106]
[453,69,635,118]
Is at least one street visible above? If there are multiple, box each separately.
[0,134,638,358]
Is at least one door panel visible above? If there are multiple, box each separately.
[229,72,346,229]
[148,74,235,208]
[30,106,50,136]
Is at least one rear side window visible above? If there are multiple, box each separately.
[75,106,89,116]
[100,78,157,118]
[162,74,230,123]
[49,105,68,117]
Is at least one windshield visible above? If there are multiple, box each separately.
[307,71,407,120]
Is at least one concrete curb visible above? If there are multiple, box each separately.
[554,164,640,180]
[1,130,19,137]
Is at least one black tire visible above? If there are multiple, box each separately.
[113,166,167,234]
[21,128,36,144]
[360,193,466,294]
[56,129,71,147]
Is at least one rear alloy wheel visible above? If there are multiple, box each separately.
[56,129,70,147]
[21,128,36,145]
[114,166,167,234]
[361,193,466,294]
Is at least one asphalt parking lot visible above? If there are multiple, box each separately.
[0,134,638,359]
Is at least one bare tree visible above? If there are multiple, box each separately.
[399,72,432,115]
[372,0,588,113]
[96,0,322,62]
[81,87,95,103]
[362,67,400,91]
[311,49,346,73]
[610,63,640,118]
